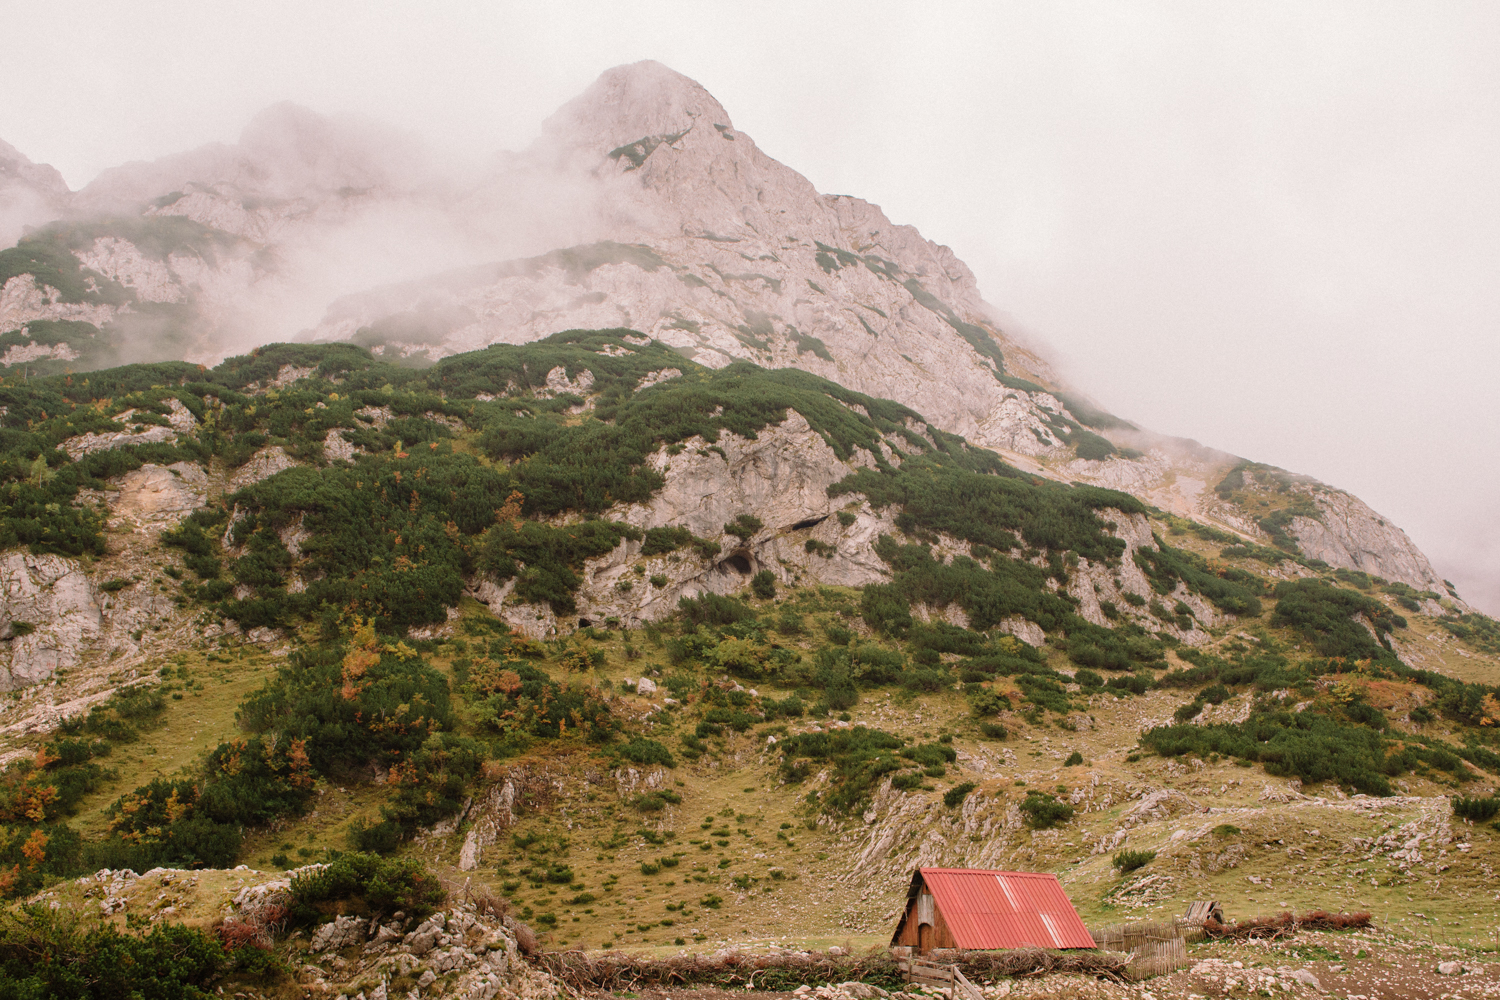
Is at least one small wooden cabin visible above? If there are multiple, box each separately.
[890,868,1096,953]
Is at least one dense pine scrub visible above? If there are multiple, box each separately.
[1270,579,1406,659]
[1133,538,1265,617]
[1139,709,1487,797]
[0,327,1176,637]
[7,325,1500,889]
[1144,634,1500,795]
[0,905,226,999]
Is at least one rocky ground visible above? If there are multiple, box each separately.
[587,930,1500,1000]
[29,853,1500,1000]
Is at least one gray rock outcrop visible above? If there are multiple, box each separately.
[469,409,1205,644]
[0,62,1462,620]
[1290,487,1449,594]
[0,552,103,690]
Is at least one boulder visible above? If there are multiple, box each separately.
[310,914,369,953]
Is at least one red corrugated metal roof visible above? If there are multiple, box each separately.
[919,868,1096,950]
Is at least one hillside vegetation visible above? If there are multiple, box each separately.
[0,329,1498,966]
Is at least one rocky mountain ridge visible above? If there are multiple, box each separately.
[0,62,1462,600]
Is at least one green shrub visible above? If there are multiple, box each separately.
[832,451,1143,567]
[869,537,1077,636]
[1453,796,1500,822]
[776,609,804,635]
[0,904,225,999]
[678,593,756,627]
[723,515,763,541]
[1271,579,1402,661]
[1073,431,1116,461]
[943,782,977,808]
[95,724,318,869]
[860,583,913,637]
[238,623,457,773]
[979,722,1008,740]
[642,526,694,556]
[464,659,615,743]
[1137,706,1477,797]
[1174,700,1205,723]
[1135,543,1263,618]
[1112,849,1157,873]
[349,818,401,854]
[1074,669,1104,690]
[1019,791,1074,829]
[777,726,906,813]
[613,736,676,769]
[632,790,682,812]
[1106,673,1152,696]
[1063,751,1084,766]
[373,732,486,843]
[289,852,445,923]
[751,570,777,599]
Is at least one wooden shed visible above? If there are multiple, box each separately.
[890,867,1096,953]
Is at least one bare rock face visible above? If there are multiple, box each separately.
[472,411,903,637]
[471,411,1214,647]
[0,63,1458,612]
[1291,489,1449,594]
[310,61,1064,464]
[228,446,301,490]
[109,462,209,528]
[0,552,103,690]
[0,222,271,369]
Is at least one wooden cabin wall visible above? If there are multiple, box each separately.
[893,893,957,952]
[894,898,921,948]
[931,902,956,949]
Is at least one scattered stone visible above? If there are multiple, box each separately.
[311,915,370,953]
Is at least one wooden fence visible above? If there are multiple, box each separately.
[1086,920,1191,980]
[897,959,984,1000]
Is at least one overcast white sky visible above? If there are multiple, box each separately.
[5,1,1498,614]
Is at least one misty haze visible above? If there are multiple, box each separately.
[0,8,1496,998]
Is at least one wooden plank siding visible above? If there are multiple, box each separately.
[892,890,959,951]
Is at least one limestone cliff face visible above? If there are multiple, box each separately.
[0,462,210,694]
[309,63,1065,462]
[1060,440,1451,595]
[468,410,902,638]
[468,411,1206,646]
[0,553,103,690]
[1289,489,1449,594]
[0,62,1461,607]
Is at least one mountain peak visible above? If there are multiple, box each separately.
[76,102,432,213]
[0,138,71,248]
[538,61,734,157]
